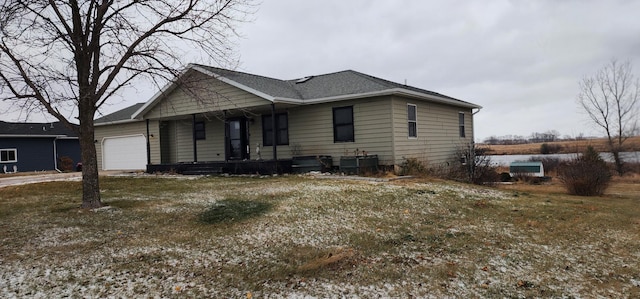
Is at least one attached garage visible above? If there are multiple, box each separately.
[102,135,146,170]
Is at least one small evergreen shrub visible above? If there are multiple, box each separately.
[558,146,611,196]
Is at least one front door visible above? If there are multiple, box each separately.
[227,118,249,160]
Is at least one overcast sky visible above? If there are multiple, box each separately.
[232,0,640,141]
[4,0,640,142]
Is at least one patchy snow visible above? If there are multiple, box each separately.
[0,176,638,298]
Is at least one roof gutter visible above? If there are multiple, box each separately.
[274,88,482,109]
[94,118,142,126]
[0,134,76,138]
[53,137,62,173]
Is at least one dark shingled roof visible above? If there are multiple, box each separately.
[131,65,480,119]
[195,64,477,107]
[95,103,145,124]
[196,65,302,99]
[0,121,78,137]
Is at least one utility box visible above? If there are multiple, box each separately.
[291,156,333,173]
[340,155,378,175]
[510,161,544,177]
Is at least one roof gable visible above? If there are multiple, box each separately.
[132,64,481,119]
[95,103,145,125]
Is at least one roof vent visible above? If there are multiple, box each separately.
[295,76,313,84]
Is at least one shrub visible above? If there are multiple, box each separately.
[444,144,499,185]
[399,157,428,176]
[499,172,512,182]
[528,156,562,173]
[540,143,563,154]
[622,161,640,175]
[58,156,74,172]
[558,146,611,196]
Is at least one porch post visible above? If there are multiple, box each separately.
[192,114,198,163]
[223,110,228,162]
[145,119,151,165]
[271,103,277,161]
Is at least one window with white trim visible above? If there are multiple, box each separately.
[408,104,417,138]
[459,112,466,138]
[0,149,17,162]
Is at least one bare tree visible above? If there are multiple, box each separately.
[578,59,639,175]
[0,0,253,208]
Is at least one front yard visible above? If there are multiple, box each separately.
[0,175,638,298]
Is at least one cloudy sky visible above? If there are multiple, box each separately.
[4,0,640,142]
[232,0,640,141]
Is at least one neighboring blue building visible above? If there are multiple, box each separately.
[0,121,80,173]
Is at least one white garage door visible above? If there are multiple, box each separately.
[103,135,146,170]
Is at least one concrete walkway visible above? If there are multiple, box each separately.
[0,171,127,189]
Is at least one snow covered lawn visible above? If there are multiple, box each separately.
[1,175,638,298]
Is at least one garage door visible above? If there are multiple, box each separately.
[102,135,146,170]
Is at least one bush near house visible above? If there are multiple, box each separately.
[442,145,498,185]
[58,156,75,172]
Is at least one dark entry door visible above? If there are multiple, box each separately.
[227,118,249,160]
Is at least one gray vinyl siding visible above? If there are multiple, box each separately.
[159,119,226,163]
[392,96,473,166]
[143,71,272,119]
[257,96,394,166]
[94,120,159,170]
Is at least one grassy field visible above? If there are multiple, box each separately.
[483,136,640,155]
[1,174,639,298]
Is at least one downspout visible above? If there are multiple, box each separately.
[472,107,482,142]
[146,119,151,165]
[470,107,482,178]
[53,137,61,173]
[271,103,277,161]
[192,114,198,163]
[224,110,228,162]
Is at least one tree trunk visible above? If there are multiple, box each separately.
[78,115,102,209]
[611,149,624,175]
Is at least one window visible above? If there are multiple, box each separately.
[333,106,354,142]
[459,112,466,138]
[194,121,206,140]
[0,149,17,163]
[408,104,417,138]
[262,113,289,146]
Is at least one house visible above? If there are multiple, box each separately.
[94,64,482,173]
[0,121,81,173]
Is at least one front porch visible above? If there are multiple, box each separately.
[146,159,293,175]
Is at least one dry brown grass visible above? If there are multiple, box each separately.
[497,173,640,198]
[0,175,638,297]
[483,136,640,155]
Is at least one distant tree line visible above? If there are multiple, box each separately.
[482,130,587,145]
